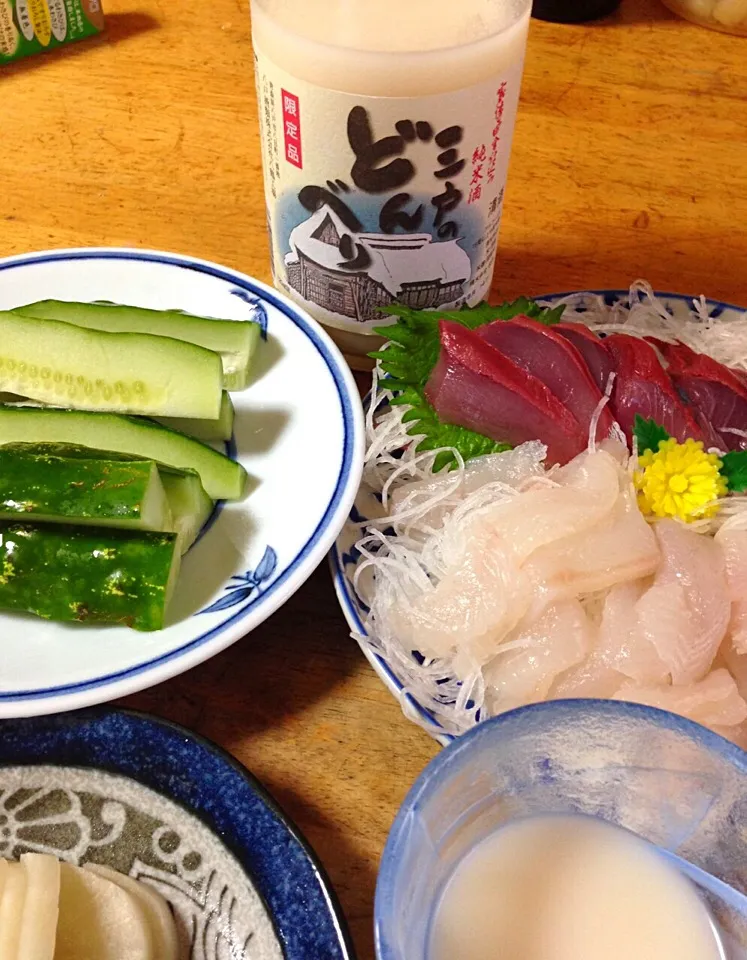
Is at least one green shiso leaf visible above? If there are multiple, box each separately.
[633,415,671,455]
[720,450,747,493]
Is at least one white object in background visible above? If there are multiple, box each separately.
[661,0,747,34]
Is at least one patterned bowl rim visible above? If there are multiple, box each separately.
[330,289,747,746]
[0,706,357,960]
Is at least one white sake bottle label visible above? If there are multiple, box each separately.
[254,47,525,333]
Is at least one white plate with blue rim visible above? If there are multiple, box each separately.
[0,247,365,718]
[330,290,747,746]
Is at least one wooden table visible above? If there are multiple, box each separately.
[3,1,747,955]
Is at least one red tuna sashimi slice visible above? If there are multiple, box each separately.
[655,339,747,396]
[653,340,747,450]
[477,315,616,442]
[426,320,587,466]
[605,333,703,445]
[645,340,725,448]
[554,322,615,395]
[676,380,747,450]
[645,337,699,367]
[692,407,730,452]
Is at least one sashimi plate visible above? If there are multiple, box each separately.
[0,248,365,717]
[331,289,747,746]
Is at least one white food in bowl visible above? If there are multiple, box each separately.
[55,864,152,960]
[0,852,179,960]
[84,863,179,960]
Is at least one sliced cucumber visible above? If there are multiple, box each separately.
[155,391,235,442]
[161,471,214,553]
[15,300,260,391]
[0,443,211,549]
[0,451,172,531]
[0,407,247,500]
[0,523,180,631]
[0,311,223,419]
[0,393,236,443]
[1,442,146,464]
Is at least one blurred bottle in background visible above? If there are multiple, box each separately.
[532,0,620,22]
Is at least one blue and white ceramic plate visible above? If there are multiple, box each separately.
[0,248,365,717]
[331,291,747,746]
[0,708,354,959]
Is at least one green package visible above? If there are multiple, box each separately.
[0,0,104,65]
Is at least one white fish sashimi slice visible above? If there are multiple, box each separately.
[382,450,623,664]
[599,437,630,465]
[482,448,622,568]
[523,483,659,609]
[551,654,625,699]
[0,862,26,960]
[715,526,747,599]
[551,581,663,697]
[389,524,532,664]
[84,864,178,960]
[18,853,60,960]
[633,583,690,685]
[720,641,747,701]
[715,526,747,654]
[728,600,747,656]
[712,644,747,745]
[390,441,547,520]
[640,521,730,685]
[600,581,669,684]
[484,601,594,714]
[54,862,153,960]
[614,669,747,730]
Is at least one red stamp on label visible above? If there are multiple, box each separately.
[281,89,303,169]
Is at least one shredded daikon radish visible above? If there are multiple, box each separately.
[588,372,616,453]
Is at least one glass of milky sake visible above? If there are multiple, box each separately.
[250,0,532,367]
[375,699,747,960]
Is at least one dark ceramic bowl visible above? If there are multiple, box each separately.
[0,708,355,960]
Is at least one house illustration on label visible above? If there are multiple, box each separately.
[284,205,471,323]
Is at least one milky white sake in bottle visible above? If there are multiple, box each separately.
[250,0,532,365]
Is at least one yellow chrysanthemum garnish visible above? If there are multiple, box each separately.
[634,437,727,522]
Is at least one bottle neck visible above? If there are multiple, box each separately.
[251,1,532,98]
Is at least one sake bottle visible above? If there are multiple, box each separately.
[251,0,532,366]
